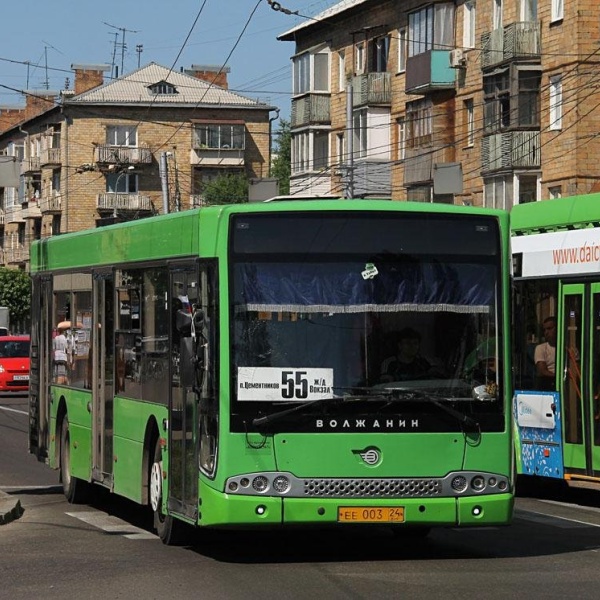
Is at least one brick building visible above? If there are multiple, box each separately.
[0,62,276,269]
[278,0,600,206]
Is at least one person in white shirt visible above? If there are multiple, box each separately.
[534,316,556,390]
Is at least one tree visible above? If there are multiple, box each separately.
[202,173,249,205]
[271,118,291,196]
[0,268,31,330]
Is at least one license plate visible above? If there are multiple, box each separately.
[338,506,405,523]
[13,375,29,381]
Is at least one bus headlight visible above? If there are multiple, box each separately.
[471,475,486,492]
[451,475,468,493]
[272,475,290,493]
[252,476,269,493]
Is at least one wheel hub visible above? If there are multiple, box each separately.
[150,461,162,512]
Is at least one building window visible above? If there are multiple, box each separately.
[521,0,537,21]
[484,175,513,209]
[353,109,368,159]
[517,69,541,126]
[338,50,345,91]
[549,75,562,130]
[551,0,563,22]
[397,117,406,161]
[493,0,503,29]
[397,28,407,72]
[193,123,245,149]
[463,1,476,49]
[106,172,138,193]
[407,186,432,203]
[464,99,474,147]
[406,98,433,148]
[355,42,365,74]
[293,49,330,94]
[148,81,177,95]
[106,125,137,147]
[337,133,345,164]
[292,130,330,174]
[518,174,539,204]
[408,3,454,57]
[549,185,562,199]
[369,36,390,72]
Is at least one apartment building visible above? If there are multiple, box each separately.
[0,62,276,268]
[279,0,600,206]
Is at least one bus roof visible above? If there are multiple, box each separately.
[511,193,600,235]
[30,200,508,273]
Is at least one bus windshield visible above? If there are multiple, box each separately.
[230,212,503,433]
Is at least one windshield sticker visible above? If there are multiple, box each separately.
[361,262,379,280]
[238,367,334,402]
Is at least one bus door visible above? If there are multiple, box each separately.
[91,271,115,485]
[168,264,199,520]
[559,284,600,478]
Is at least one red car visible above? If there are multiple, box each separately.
[0,336,30,393]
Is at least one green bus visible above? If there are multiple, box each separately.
[512,193,600,490]
[29,200,514,543]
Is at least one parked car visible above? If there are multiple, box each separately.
[0,335,30,393]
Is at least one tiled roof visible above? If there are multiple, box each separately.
[67,62,271,108]
[278,0,370,40]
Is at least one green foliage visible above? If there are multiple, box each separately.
[271,119,291,196]
[202,173,249,205]
[0,268,31,325]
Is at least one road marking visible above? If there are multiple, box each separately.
[67,510,156,540]
[0,405,28,415]
[515,508,600,529]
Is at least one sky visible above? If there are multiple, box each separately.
[0,0,339,121]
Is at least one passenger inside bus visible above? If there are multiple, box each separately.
[534,316,557,391]
[380,327,437,383]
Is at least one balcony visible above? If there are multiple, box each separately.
[291,94,331,127]
[190,147,245,167]
[20,157,41,175]
[403,145,456,185]
[6,244,29,264]
[481,22,541,69]
[23,199,42,219]
[40,191,62,214]
[352,73,392,107]
[97,192,153,213]
[405,51,455,95]
[40,147,61,166]
[481,131,540,172]
[94,145,153,165]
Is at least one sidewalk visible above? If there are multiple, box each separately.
[0,490,24,525]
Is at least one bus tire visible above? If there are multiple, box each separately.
[150,438,187,545]
[60,415,89,504]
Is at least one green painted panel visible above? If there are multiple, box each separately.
[113,436,144,503]
[69,422,92,482]
[430,50,456,86]
[457,493,514,526]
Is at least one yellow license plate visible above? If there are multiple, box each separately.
[338,506,405,523]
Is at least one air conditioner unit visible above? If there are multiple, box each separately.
[449,48,466,68]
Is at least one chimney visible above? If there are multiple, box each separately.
[185,64,230,89]
[23,91,58,121]
[71,64,111,95]
[0,106,26,134]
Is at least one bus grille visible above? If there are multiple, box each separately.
[303,478,442,498]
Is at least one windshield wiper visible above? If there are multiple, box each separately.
[378,387,480,431]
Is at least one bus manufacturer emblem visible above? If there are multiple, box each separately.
[358,448,381,466]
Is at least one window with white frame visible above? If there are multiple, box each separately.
[464,99,474,147]
[484,175,513,209]
[397,117,406,160]
[517,174,539,204]
[463,1,476,49]
[493,0,503,30]
[551,0,563,22]
[106,125,137,146]
[193,123,245,149]
[106,172,138,193]
[337,133,345,165]
[291,130,330,174]
[397,28,407,72]
[369,36,390,72]
[406,98,433,148]
[520,0,537,21]
[352,109,368,158]
[355,42,365,74]
[548,185,562,199]
[293,48,330,95]
[338,50,345,91]
[408,3,454,57]
[549,75,562,130]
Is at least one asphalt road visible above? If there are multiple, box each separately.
[2,394,600,600]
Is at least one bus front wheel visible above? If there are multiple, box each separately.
[150,438,187,545]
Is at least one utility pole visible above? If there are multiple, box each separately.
[171,149,181,212]
[136,44,143,68]
[345,84,354,199]
[159,152,170,214]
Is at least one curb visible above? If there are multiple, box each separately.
[0,490,24,525]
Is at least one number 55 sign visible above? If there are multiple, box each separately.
[237,367,334,401]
